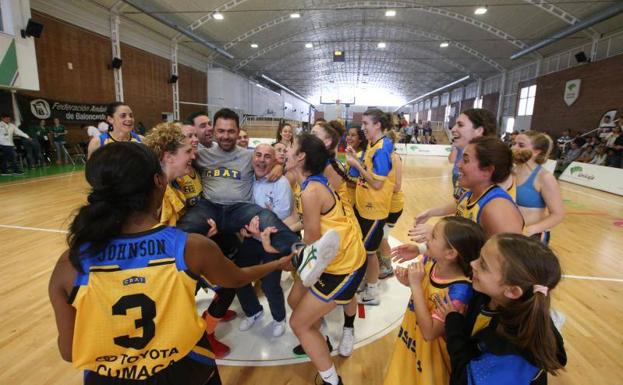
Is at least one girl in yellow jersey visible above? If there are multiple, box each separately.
[142,122,196,227]
[344,126,367,206]
[311,120,365,357]
[454,137,523,238]
[48,142,293,385]
[87,102,144,159]
[385,216,485,385]
[283,133,367,385]
[378,130,404,279]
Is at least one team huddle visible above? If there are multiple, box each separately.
[49,103,566,385]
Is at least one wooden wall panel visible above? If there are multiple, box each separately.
[482,92,499,116]
[531,53,623,138]
[178,63,208,122]
[461,98,475,111]
[120,44,172,131]
[25,11,115,104]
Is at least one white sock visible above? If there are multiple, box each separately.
[367,282,378,289]
[319,365,339,385]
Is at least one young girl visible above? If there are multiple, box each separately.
[344,126,367,206]
[436,233,566,385]
[384,216,486,385]
[512,131,564,244]
[284,133,367,385]
[48,142,293,384]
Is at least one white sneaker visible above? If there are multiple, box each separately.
[296,230,340,287]
[338,327,355,357]
[239,310,264,331]
[272,320,286,337]
[358,284,380,306]
[378,261,394,279]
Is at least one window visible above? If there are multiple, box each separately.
[474,96,483,109]
[505,117,515,133]
[517,85,536,116]
[444,104,452,125]
[427,109,432,121]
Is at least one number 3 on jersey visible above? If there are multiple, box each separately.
[112,293,156,349]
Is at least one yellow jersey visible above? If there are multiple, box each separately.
[98,131,142,147]
[300,174,366,275]
[384,260,473,385]
[160,185,187,226]
[69,226,213,380]
[388,152,404,213]
[355,136,395,220]
[160,169,203,226]
[456,185,515,224]
[174,169,203,208]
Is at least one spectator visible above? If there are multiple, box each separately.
[135,121,147,135]
[606,125,623,168]
[556,129,572,156]
[36,119,52,161]
[577,144,596,163]
[97,120,109,133]
[583,135,600,149]
[598,115,616,139]
[272,142,287,166]
[589,145,607,166]
[237,128,250,149]
[50,117,68,165]
[403,120,415,143]
[557,138,582,171]
[0,114,28,175]
[21,120,45,168]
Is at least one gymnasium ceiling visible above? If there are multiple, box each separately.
[93,0,623,104]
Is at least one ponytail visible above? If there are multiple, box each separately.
[67,142,163,272]
[494,234,563,374]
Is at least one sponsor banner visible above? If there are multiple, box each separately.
[248,137,274,148]
[16,94,108,123]
[560,161,623,196]
[395,143,452,157]
[543,159,557,174]
[564,79,581,106]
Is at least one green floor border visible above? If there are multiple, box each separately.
[0,164,84,183]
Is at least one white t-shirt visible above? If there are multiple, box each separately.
[87,126,100,138]
[98,122,110,133]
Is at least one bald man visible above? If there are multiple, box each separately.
[235,143,293,337]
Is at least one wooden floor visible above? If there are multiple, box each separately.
[1,156,622,385]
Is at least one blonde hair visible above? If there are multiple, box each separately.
[526,131,553,164]
[142,122,186,160]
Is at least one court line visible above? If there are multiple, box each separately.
[562,274,623,283]
[0,224,68,233]
[560,184,623,207]
[0,172,81,189]
[403,175,450,181]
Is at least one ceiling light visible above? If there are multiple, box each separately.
[305,42,313,48]
[385,10,396,17]
[440,41,449,48]
[250,43,258,48]
[378,42,386,48]
[213,12,224,20]
[290,13,301,18]
[474,6,487,15]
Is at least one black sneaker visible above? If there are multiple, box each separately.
[293,336,333,356]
